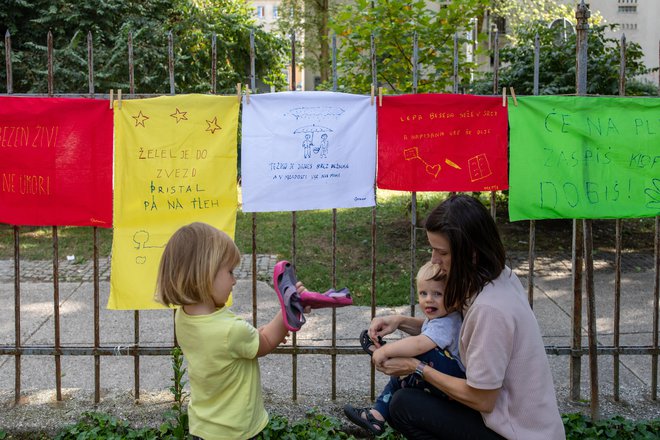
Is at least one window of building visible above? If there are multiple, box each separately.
[618,5,637,13]
[492,16,506,34]
[273,6,279,17]
[256,6,265,18]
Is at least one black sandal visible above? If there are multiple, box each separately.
[359,329,385,356]
[343,404,385,435]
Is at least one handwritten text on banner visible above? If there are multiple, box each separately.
[508,96,660,220]
[109,94,239,310]
[0,96,113,226]
[241,91,376,212]
[377,94,509,191]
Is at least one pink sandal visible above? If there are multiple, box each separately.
[273,261,306,332]
[300,288,353,309]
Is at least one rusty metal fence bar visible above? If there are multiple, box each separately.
[4,345,660,357]
[654,216,660,400]
[2,2,660,422]
[613,34,627,404]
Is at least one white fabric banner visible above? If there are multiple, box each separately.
[241,91,376,212]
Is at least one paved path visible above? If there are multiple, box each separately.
[0,251,659,436]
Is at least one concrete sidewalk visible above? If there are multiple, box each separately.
[0,252,659,435]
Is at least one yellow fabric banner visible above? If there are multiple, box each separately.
[109,94,239,310]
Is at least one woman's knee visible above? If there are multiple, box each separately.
[388,388,424,423]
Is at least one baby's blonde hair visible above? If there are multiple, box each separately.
[416,261,445,289]
[155,222,241,307]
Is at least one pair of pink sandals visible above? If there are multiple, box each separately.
[273,260,353,332]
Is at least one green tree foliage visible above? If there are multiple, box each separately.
[277,0,334,86]
[324,0,489,94]
[488,0,578,44]
[1,0,289,94]
[471,22,656,96]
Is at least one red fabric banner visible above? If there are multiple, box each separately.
[377,94,509,191]
[0,97,113,227]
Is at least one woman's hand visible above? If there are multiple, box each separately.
[368,315,401,347]
[374,356,418,376]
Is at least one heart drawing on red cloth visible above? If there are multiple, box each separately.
[426,164,441,178]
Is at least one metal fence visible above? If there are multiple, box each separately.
[1,2,660,421]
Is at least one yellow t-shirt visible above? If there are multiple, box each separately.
[175,307,268,440]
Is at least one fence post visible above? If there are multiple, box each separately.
[527,33,540,308]
[211,33,217,94]
[492,30,499,95]
[453,32,459,94]
[330,32,339,401]
[126,30,142,402]
[168,31,175,95]
[291,32,296,91]
[653,214,660,400]
[653,39,660,402]
[86,30,103,405]
[4,30,22,405]
[45,30,64,403]
[370,31,378,402]
[250,30,256,92]
[490,30,499,220]
[613,33,627,403]
[576,0,600,421]
[5,30,12,94]
[410,32,418,316]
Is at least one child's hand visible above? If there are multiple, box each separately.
[372,348,388,367]
[368,316,398,346]
[295,281,312,314]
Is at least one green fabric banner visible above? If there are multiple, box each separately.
[508,96,660,220]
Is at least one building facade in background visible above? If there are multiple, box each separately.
[588,0,659,84]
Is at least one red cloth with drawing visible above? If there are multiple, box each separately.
[0,96,113,227]
[377,94,509,192]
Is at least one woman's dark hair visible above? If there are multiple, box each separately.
[424,194,506,310]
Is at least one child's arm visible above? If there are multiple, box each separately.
[374,334,436,362]
[256,311,289,357]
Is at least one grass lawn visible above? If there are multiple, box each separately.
[1,190,656,307]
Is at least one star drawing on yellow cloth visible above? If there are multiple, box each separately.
[170,108,188,123]
[206,116,222,134]
[132,110,149,127]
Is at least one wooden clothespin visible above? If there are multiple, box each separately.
[502,87,507,107]
[246,86,251,104]
[117,89,122,109]
[370,84,375,105]
[237,83,242,102]
[109,89,113,109]
[509,87,518,107]
[378,87,383,106]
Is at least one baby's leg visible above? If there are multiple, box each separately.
[403,348,465,398]
[374,375,403,420]
[418,347,465,379]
